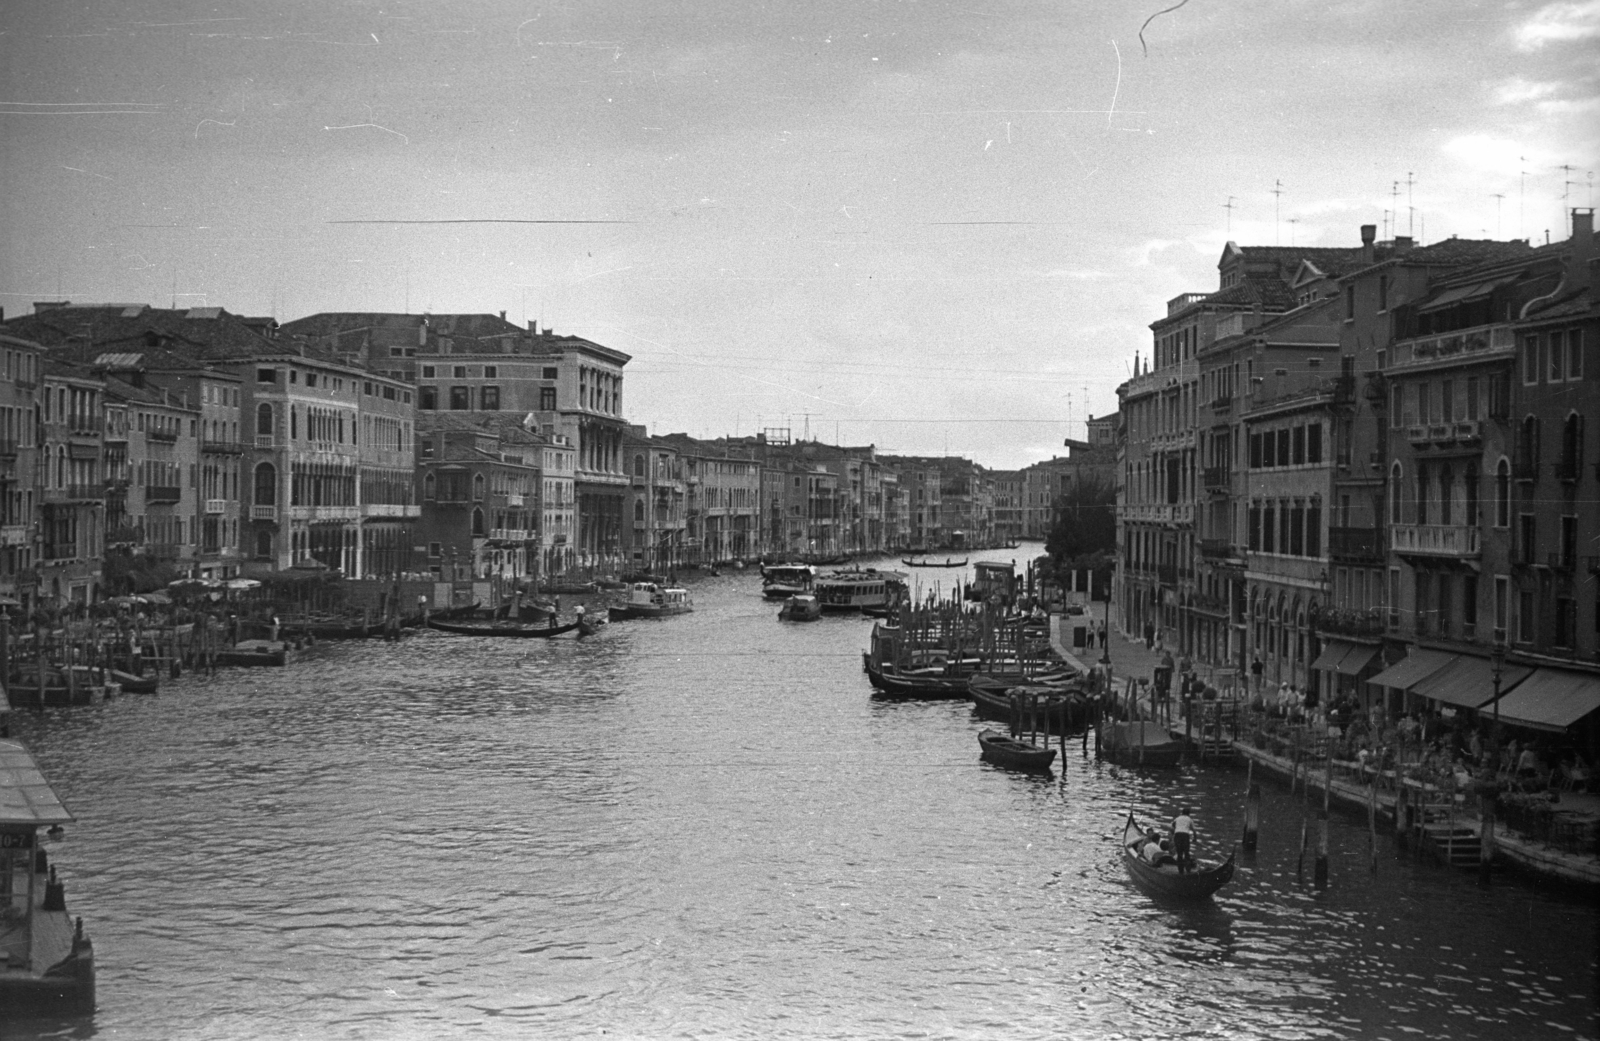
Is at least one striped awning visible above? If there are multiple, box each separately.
[1487,667,1600,732]
[1313,639,1383,677]
[1412,655,1531,710]
[1369,648,1457,691]
[0,739,75,827]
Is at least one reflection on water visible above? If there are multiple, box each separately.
[5,553,1597,1040]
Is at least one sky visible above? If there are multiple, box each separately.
[2,0,1597,469]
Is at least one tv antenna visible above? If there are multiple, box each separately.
[1271,180,1285,245]
[1405,171,1416,238]
[1223,196,1237,238]
[1491,193,1505,238]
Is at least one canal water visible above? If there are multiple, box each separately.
[6,557,1597,1040]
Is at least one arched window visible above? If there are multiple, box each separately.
[1439,464,1454,525]
[1415,464,1429,525]
[290,406,298,440]
[1390,462,1403,524]
[1562,412,1583,478]
[56,445,66,489]
[1519,414,1540,471]
[634,453,646,477]
[255,530,273,559]
[424,472,436,501]
[472,507,485,537]
[634,499,645,522]
[256,403,273,437]
[1495,459,1511,527]
[473,473,486,501]
[253,462,277,506]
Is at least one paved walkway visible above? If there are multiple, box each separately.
[1052,610,1177,714]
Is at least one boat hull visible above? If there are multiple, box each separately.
[427,619,581,637]
[1121,813,1235,900]
[1101,721,1184,767]
[977,729,1057,771]
[968,677,1092,734]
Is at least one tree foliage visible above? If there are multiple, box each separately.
[1044,472,1117,596]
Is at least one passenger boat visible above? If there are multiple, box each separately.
[1101,720,1184,767]
[761,563,816,599]
[977,729,1057,771]
[0,739,96,1016]
[608,582,694,621]
[965,560,1017,603]
[1121,812,1236,900]
[427,618,582,638]
[902,557,967,568]
[813,568,906,613]
[777,594,822,621]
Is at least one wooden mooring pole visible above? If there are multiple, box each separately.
[1242,758,1260,853]
[1478,793,1495,887]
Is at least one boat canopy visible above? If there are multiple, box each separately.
[0,739,75,827]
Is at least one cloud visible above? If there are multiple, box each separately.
[1440,134,1552,176]
[1490,76,1563,105]
[1514,1,1600,50]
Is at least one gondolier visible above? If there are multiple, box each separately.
[1172,806,1194,874]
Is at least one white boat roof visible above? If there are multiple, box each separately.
[0,739,75,827]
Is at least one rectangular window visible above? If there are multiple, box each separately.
[484,366,497,379]
[1307,503,1321,557]
[1518,513,1536,565]
[453,366,467,379]
[1466,377,1480,420]
[1518,590,1535,643]
[1555,597,1575,648]
[1248,506,1261,551]
[1522,335,1540,384]
[1569,329,1584,380]
[481,386,500,410]
[420,367,434,380]
[1250,432,1263,468]
[1289,506,1304,556]
[1463,575,1478,627]
[306,372,318,387]
[450,386,470,410]
[1276,429,1290,467]
[1307,423,1322,464]
[1344,285,1355,320]
[1292,426,1306,465]
[1494,575,1508,636]
[257,368,276,384]
[289,370,298,384]
[383,386,396,401]
[539,387,557,411]
[1378,275,1389,311]
[1561,514,1577,567]
[1417,382,1431,425]
[419,386,437,410]
[1549,331,1565,382]
[1416,571,1432,634]
[543,367,558,379]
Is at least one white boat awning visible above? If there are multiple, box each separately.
[0,739,76,828]
[1487,667,1600,732]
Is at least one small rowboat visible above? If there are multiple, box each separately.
[778,594,822,621]
[428,618,581,638]
[109,669,159,694]
[1120,813,1235,901]
[977,729,1057,771]
[901,557,968,568]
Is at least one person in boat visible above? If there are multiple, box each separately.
[1171,806,1194,873]
[1139,829,1175,868]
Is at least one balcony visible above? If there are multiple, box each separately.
[47,484,104,503]
[1210,394,1233,412]
[202,438,244,454]
[488,528,531,542]
[362,503,421,519]
[1316,608,1387,639]
[205,499,228,515]
[1328,526,1385,563]
[1389,323,1514,371]
[1331,375,1356,405]
[66,416,99,435]
[1391,523,1480,558]
[0,440,16,458]
[144,485,182,504]
[255,434,276,449]
[288,505,361,522]
[1203,466,1230,492]
[0,525,29,547]
[1157,563,1178,586]
[147,428,178,443]
[250,505,278,522]
[1199,538,1237,560]
[144,543,182,560]
[505,493,525,506]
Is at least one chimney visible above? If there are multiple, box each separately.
[1394,236,1414,255]
[1360,224,1376,263]
[499,310,506,321]
[1569,208,1595,291]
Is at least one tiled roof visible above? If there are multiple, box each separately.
[2,304,282,362]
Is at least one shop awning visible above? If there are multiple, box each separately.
[1417,274,1519,313]
[1369,648,1457,691]
[1312,639,1380,676]
[1486,667,1600,732]
[1411,655,1531,710]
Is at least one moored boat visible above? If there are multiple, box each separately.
[977,729,1057,771]
[427,618,582,638]
[1120,812,1236,900]
[215,639,290,667]
[901,557,968,568]
[0,739,96,1016]
[608,582,694,621]
[777,594,822,621]
[1101,720,1184,767]
[968,675,1092,734]
[109,668,159,694]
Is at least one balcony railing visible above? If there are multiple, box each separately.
[66,417,99,435]
[0,525,29,547]
[147,428,178,443]
[0,440,16,458]
[48,484,104,502]
[202,438,244,454]
[1210,394,1233,412]
[1199,538,1237,559]
[254,434,276,449]
[1389,323,1514,370]
[1157,563,1178,585]
[144,485,182,504]
[250,505,278,522]
[205,499,228,515]
[1316,608,1387,638]
[1203,466,1230,491]
[1391,523,1480,558]
[1328,526,1385,563]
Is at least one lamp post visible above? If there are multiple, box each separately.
[1490,629,1506,743]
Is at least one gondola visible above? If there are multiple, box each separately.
[967,675,1091,734]
[109,668,159,694]
[427,618,581,638]
[901,557,968,568]
[1101,720,1184,767]
[977,729,1057,771]
[1120,812,1235,900]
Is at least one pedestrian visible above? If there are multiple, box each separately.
[1144,622,1154,650]
[1172,806,1194,873]
[1251,654,1264,693]
[1098,622,1107,649]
